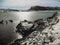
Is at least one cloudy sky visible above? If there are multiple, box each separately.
[0,0,60,9]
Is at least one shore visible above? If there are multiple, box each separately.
[8,11,60,45]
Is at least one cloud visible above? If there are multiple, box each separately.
[1,0,42,7]
[0,0,44,9]
[0,0,60,9]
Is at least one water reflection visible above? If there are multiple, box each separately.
[16,11,55,21]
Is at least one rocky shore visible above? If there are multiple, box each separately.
[0,20,13,24]
[9,12,60,45]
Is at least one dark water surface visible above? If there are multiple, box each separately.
[0,11,55,45]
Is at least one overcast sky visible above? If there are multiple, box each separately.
[0,0,60,9]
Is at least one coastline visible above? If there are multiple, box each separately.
[9,11,60,45]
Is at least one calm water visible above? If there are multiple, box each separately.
[0,11,55,45]
[0,11,55,21]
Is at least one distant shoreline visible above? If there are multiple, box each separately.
[0,6,60,12]
[0,8,60,13]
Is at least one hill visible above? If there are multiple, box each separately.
[28,6,60,11]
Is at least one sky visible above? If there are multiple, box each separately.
[0,0,60,9]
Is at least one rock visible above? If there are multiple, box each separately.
[16,20,36,37]
[0,20,3,24]
[9,20,13,23]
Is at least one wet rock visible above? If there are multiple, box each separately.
[0,20,3,24]
[9,20,13,23]
[16,20,36,37]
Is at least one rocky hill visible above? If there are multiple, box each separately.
[28,6,60,11]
